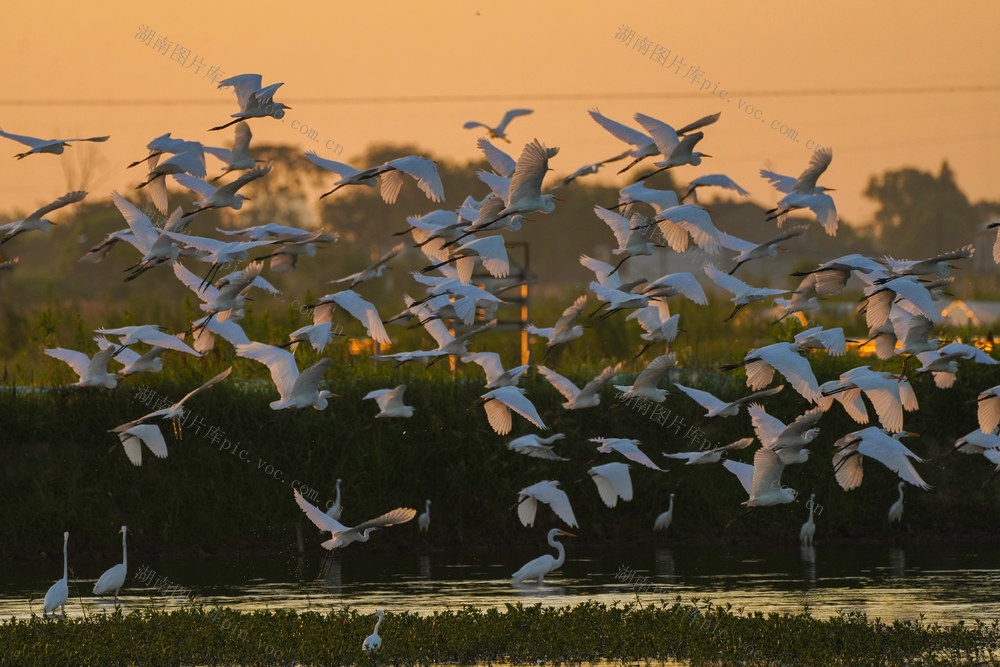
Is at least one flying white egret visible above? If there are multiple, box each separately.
[799,495,816,546]
[423,235,510,279]
[114,346,167,376]
[591,437,663,470]
[624,111,719,175]
[588,462,634,507]
[236,343,334,410]
[162,231,276,290]
[722,447,797,506]
[173,261,273,324]
[96,324,201,357]
[588,282,654,319]
[672,383,783,419]
[463,108,533,141]
[761,147,838,235]
[363,385,414,418]
[329,243,404,288]
[617,181,679,214]
[640,272,708,305]
[481,139,563,226]
[663,438,754,465]
[537,363,621,409]
[819,367,915,432]
[418,500,431,532]
[587,108,659,170]
[210,74,290,131]
[136,149,207,215]
[593,205,658,273]
[720,342,822,403]
[305,151,444,203]
[510,528,575,585]
[43,532,69,617]
[285,321,344,353]
[525,295,587,352]
[654,493,675,531]
[912,342,998,389]
[517,480,577,528]
[648,205,723,255]
[363,610,384,653]
[110,367,232,465]
[0,191,87,245]
[461,352,529,389]
[879,245,974,280]
[703,265,789,322]
[977,385,1000,434]
[626,300,681,358]
[507,434,568,461]
[748,404,822,464]
[375,320,496,367]
[718,225,807,275]
[682,174,750,202]
[93,526,127,601]
[204,121,260,178]
[793,326,849,357]
[0,126,108,159]
[479,386,547,435]
[308,290,391,345]
[476,137,516,176]
[172,163,271,217]
[325,479,343,520]
[294,488,416,549]
[44,336,119,389]
[613,354,675,402]
[127,133,203,169]
[888,482,905,523]
[790,254,884,296]
[832,428,930,491]
[109,192,190,280]
[860,273,943,330]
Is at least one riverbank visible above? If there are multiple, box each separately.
[1,601,997,665]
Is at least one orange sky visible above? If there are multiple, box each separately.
[2,0,998,229]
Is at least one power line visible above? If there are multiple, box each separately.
[2,84,999,106]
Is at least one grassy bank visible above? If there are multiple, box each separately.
[3,343,1000,562]
[1,600,997,665]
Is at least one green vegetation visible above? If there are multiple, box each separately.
[1,600,997,665]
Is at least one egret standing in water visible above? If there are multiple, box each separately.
[653,493,675,532]
[418,500,431,533]
[93,526,128,601]
[888,482,905,523]
[44,532,69,617]
[799,495,816,546]
[511,528,574,585]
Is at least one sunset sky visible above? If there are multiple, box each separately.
[2,0,998,230]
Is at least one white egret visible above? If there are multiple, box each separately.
[294,489,416,550]
[0,127,108,159]
[819,367,914,432]
[588,462,634,507]
[482,139,563,226]
[210,74,290,131]
[879,245,973,280]
[507,434,568,461]
[325,479,343,520]
[363,610,384,653]
[722,447,796,507]
[43,532,69,617]
[136,150,207,215]
[463,108,533,141]
[663,438,754,465]
[617,181,679,214]
[860,272,942,331]
[517,481,577,528]
[888,482,905,523]
[363,385,414,418]
[479,386,547,435]
[127,133,203,169]
[913,342,998,389]
[703,265,789,322]
[93,526,127,601]
[654,494,675,531]
[593,205,658,273]
[591,437,663,471]
[626,300,681,358]
[110,192,189,280]
[173,261,272,324]
[630,111,719,176]
[640,272,708,305]
[461,352,529,389]
[799,495,816,546]
[793,326,849,356]
[0,191,87,245]
[44,336,119,389]
[648,204,723,255]
[613,353,675,402]
[96,324,201,357]
[418,500,431,533]
[790,254,884,296]
[748,404,822,464]
[329,243,404,288]
[236,343,334,410]
[977,385,1000,434]
[114,346,167,376]
[204,121,260,178]
[525,295,587,352]
[671,383,784,419]
[718,225,807,275]
[510,528,575,585]
[719,342,822,403]
[476,137,516,176]
[172,163,271,217]
[308,290,391,345]
[537,363,621,409]
[761,147,838,235]
[682,174,750,202]
[832,428,930,491]
[285,321,344,353]
[305,151,444,203]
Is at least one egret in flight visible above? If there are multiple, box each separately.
[463,108,533,142]
[0,126,108,159]
[294,488,416,549]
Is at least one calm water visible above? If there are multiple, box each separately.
[3,543,1000,625]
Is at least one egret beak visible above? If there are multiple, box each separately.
[825,188,836,192]
[558,531,577,538]
[242,196,252,201]
[554,196,568,202]
[701,154,712,158]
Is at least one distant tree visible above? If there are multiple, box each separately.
[864,161,978,258]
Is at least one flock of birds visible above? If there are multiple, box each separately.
[5,77,1000,652]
